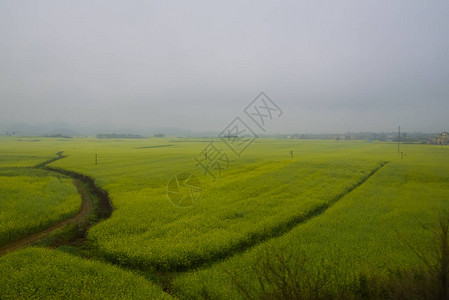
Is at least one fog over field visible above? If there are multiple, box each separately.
[2,3,449,299]
[1,0,448,134]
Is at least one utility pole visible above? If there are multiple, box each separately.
[403,131,407,158]
[397,126,401,154]
[95,153,98,165]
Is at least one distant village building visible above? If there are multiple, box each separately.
[434,132,449,145]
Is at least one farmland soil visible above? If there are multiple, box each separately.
[0,152,113,255]
[0,180,93,255]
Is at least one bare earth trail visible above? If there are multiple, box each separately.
[0,179,94,255]
[0,152,388,276]
[0,151,113,256]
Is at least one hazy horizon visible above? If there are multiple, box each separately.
[1,1,448,134]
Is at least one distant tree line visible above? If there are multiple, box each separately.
[279,132,440,143]
[96,133,144,139]
[44,134,72,139]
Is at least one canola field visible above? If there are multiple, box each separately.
[0,168,81,246]
[0,247,172,299]
[173,153,449,298]
[0,136,448,299]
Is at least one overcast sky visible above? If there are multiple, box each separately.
[1,0,448,134]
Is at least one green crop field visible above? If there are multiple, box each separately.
[0,247,171,299]
[0,167,81,246]
[0,136,448,299]
[172,153,449,299]
[2,0,446,298]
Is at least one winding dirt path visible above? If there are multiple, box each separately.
[0,179,94,256]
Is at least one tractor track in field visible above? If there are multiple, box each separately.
[0,152,113,256]
[1,155,388,277]
[215,162,389,265]
[159,161,390,274]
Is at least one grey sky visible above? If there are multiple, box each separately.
[1,0,448,134]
